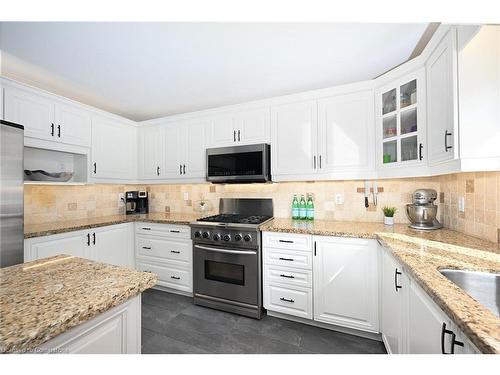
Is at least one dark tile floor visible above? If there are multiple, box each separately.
[141,289,387,354]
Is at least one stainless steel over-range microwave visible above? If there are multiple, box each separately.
[206,143,271,183]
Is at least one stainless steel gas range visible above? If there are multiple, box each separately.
[190,198,273,319]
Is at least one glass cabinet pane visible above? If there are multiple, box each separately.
[383,114,397,139]
[382,88,396,115]
[383,140,397,164]
[400,80,417,109]
[400,107,417,135]
[401,135,418,161]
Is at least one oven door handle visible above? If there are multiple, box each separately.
[194,244,257,255]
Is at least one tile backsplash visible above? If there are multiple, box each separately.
[24,171,500,243]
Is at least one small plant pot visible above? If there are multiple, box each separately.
[384,216,394,225]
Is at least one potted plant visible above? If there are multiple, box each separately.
[382,206,397,225]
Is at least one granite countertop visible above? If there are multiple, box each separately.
[24,213,202,239]
[0,255,157,353]
[260,218,500,354]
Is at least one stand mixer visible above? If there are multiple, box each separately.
[406,189,443,230]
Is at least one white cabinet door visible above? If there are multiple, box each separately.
[139,126,163,179]
[210,113,236,146]
[235,107,270,145]
[55,102,91,147]
[183,118,208,178]
[93,224,134,268]
[381,249,409,354]
[271,100,318,176]
[163,123,183,179]
[427,29,458,165]
[91,116,136,180]
[26,232,89,261]
[318,90,374,175]
[313,236,379,332]
[407,281,453,354]
[3,85,55,141]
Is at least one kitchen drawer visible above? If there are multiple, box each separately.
[135,222,190,239]
[264,248,312,270]
[264,264,312,288]
[136,261,192,293]
[264,284,312,319]
[136,236,192,266]
[263,232,312,252]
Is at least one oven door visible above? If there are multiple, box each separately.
[193,243,259,306]
[206,143,270,183]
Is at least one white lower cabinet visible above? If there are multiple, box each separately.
[135,223,193,294]
[91,224,135,268]
[313,236,379,333]
[37,294,141,354]
[263,231,480,353]
[381,247,409,354]
[263,232,313,319]
[24,223,134,268]
[380,245,478,354]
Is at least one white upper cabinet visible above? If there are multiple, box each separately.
[139,119,208,181]
[376,68,427,176]
[427,29,458,165]
[318,89,375,177]
[139,125,164,180]
[54,101,91,147]
[313,236,379,333]
[4,85,55,142]
[271,100,318,177]
[183,118,208,178]
[209,107,270,147]
[235,107,270,145]
[91,115,136,181]
[3,84,91,148]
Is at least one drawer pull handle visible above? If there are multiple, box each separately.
[142,227,151,230]
[170,250,181,254]
[170,230,180,233]
[171,276,181,280]
[142,246,151,250]
[279,257,294,261]
[280,297,294,303]
[278,239,294,243]
[280,274,295,279]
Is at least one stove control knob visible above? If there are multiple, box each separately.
[202,231,210,239]
[234,234,242,242]
[194,231,202,238]
[243,234,252,242]
[213,233,221,241]
[222,234,231,242]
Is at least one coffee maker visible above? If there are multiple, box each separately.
[406,189,442,230]
[125,191,149,215]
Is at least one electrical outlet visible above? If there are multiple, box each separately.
[458,197,465,212]
[183,192,189,201]
[59,163,66,172]
[118,193,125,202]
[335,194,345,205]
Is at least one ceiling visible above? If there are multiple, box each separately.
[0,22,428,121]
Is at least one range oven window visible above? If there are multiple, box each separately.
[204,260,245,285]
[208,151,263,177]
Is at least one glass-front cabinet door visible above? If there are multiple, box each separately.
[377,68,426,169]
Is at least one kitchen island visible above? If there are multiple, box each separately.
[0,255,157,353]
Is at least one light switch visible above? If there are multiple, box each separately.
[458,197,465,212]
[335,194,344,205]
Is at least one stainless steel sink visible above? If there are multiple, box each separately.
[440,269,500,317]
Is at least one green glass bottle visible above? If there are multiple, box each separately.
[299,195,307,219]
[291,195,299,219]
[306,194,314,220]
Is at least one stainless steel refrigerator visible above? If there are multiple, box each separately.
[0,120,24,267]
